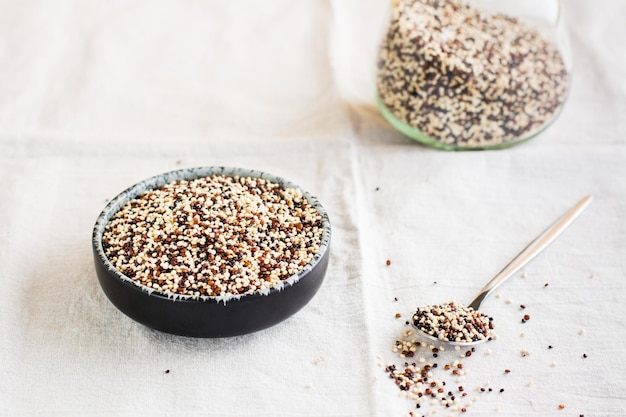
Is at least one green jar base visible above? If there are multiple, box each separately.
[376,95,550,151]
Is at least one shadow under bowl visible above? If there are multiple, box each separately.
[92,167,331,338]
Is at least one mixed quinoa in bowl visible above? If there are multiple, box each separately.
[92,167,331,337]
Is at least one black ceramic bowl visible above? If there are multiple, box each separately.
[92,167,331,337]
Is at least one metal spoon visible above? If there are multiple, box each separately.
[411,195,593,347]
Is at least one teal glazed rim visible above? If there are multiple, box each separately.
[376,94,558,151]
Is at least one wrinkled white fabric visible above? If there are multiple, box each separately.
[1,1,624,416]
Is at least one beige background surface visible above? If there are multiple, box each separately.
[1,1,624,416]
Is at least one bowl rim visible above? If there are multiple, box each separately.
[92,166,331,305]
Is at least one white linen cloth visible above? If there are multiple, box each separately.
[1,1,624,416]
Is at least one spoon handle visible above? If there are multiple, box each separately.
[468,195,593,311]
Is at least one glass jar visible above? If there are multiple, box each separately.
[376,0,571,150]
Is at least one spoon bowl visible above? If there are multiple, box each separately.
[410,319,490,347]
[411,196,593,347]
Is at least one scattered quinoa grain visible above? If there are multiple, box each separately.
[384,328,493,414]
[386,259,392,266]
[558,403,565,409]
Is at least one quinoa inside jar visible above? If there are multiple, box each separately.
[376,0,570,150]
